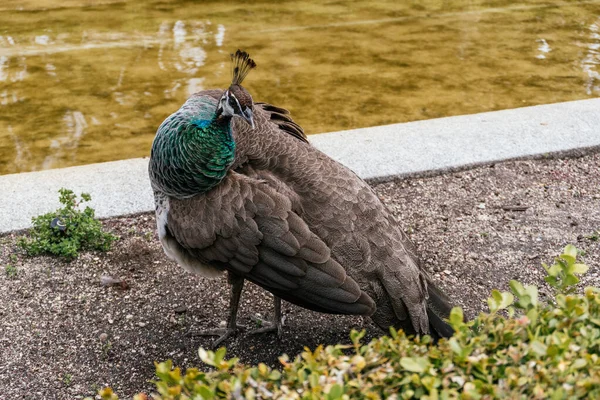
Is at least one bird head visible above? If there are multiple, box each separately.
[217,50,256,128]
[218,85,255,128]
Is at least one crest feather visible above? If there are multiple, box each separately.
[231,49,257,86]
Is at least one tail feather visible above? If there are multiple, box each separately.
[425,277,455,340]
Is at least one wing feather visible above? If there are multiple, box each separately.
[167,172,375,316]
[255,102,307,142]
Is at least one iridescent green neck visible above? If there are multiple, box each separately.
[149,111,236,199]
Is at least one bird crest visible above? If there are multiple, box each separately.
[231,49,256,86]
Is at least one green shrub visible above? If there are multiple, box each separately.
[5,263,17,279]
[101,245,598,399]
[18,188,116,260]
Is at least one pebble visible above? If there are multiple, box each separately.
[99,333,108,342]
[174,305,187,314]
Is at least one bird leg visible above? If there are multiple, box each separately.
[248,295,283,337]
[194,274,245,348]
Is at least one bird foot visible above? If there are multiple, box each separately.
[248,316,283,337]
[189,324,246,348]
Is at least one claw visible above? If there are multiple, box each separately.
[191,323,246,348]
[203,328,237,348]
[248,313,283,337]
[248,322,283,337]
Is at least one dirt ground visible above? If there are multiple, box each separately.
[1,153,599,399]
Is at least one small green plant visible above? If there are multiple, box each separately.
[100,336,113,360]
[5,264,17,279]
[18,188,116,260]
[542,243,588,295]
[62,373,73,387]
[587,231,599,242]
[102,341,112,359]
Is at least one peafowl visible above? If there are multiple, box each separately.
[149,50,455,347]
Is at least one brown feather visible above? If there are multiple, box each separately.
[166,173,376,316]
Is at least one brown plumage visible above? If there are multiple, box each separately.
[150,52,454,346]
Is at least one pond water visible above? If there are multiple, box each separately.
[1,0,599,174]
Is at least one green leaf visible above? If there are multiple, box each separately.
[199,348,215,366]
[563,244,578,258]
[489,291,514,311]
[530,341,547,356]
[487,298,498,312]
[524,285,539,308]
[570,263,589,275]
[197,385,214,399]
[563,274,579,287]
[560,254,576,266]
[551,388,565,400]
[509,280,525,296]
[269,370,281,381]
[155,360,173,379]
[491,290,502,302]
[350,329,366,346]
[545,276,558,286]
[449,307,464,329]
[448,338,462,355]
[547,263,562,277]
[527,308,538,326]
[400,357,429,373]
[214,347,227,366]
[309,372,319,388]
[328,384,344,399]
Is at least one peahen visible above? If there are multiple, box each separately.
[149,50,455,346]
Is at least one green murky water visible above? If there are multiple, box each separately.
[1,0,599,175]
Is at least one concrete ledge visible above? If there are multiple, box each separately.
[2,98,600,233]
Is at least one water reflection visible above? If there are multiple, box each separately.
[0,0,599,175]
[0,56,8,81]
[0,55,27,83]
[215,25,226,47]
[34,35,51,46]
[536,39,551,59]
[156,19,221,104]
[8,125,31,172]
[42,111,88,170]
[582,20,600,95]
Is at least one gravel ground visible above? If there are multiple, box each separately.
[1,153,599,399]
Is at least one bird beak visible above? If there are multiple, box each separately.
[242,108,255,129]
